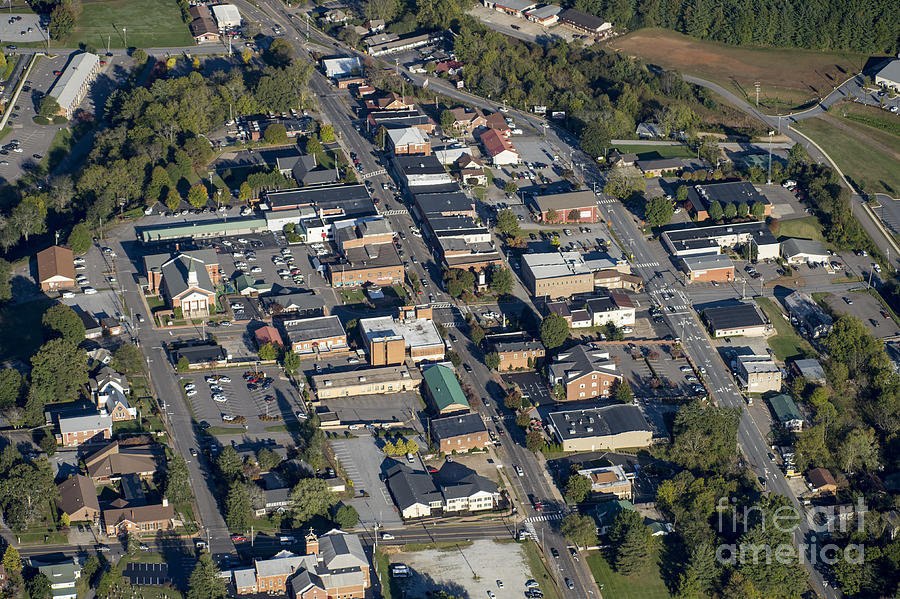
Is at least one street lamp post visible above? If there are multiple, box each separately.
[123,28,126,48]
[766,130,774,185]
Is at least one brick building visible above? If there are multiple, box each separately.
[491,338,545,371]
[56,413,112,447]
[360,306,445,365]
[548,345,622,401]
[532,190,600,224]
[281,316,349,355]
[430,412,489,453]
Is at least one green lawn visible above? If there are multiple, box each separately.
[794,116,900,197]
[0,298,52,361]
[775,215,825,243]
[587,548,672,599]
[41,128,75,173]
[755,297,815,361]
[62,0,194,49]
[611,144,696,160]
[338,288,366,305]
[521,543,563,599]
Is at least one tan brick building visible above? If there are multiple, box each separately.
[312,364,421,399]
[522,252,595,299]
[492,339,545,371]
[360,306,445,365]
[103,500,175,536]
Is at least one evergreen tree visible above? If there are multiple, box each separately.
[225,482,251,531]
[187,553,227,599]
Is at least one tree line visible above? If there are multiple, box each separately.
[570,0,898,54]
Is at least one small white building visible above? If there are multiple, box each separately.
[875,60,900,92]
[211,3,242,29]
[322,56,362,80]
[736,354,783,394]
[586,293,636,328]
[781,238,829,265]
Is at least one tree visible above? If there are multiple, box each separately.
[676,185,689,203]
[444,268,475,299]
[305,136,322,155]
[750,201,766,219]
[132,48,147,63]
[166,188,182,211]
[0,258,11,301]
[676,541,717,599]
[565,474,592,503]
[258,342,279,361]
[707,201,723,221]
[39,95,62,120]
[561,513,597,549]
[42,304,85,343]
[516,410,532,428]
[241,47,252,64]
[668,401,741,472]
[736,201,749,218]
[31,338,88,402]
[320,124,335,143]
[604,322,625,341]
[445,349,462,369]
[604,170,645,200]
[644,196,674,226]
[165,456,193,506]
[256,447,282,472]
[3,545,21,578]
[333,504,359,529]
[837,427,880,474]
[37,429,57,456]
[470,323,485,345]
[609,510,653,575]
[0,369,23,409]
[723,202,737,219]
[264,123,288,145]
[282,350,300,374]
[187,184,209,208]
[546,209,559,223]
[503,180,518,195]
[540,313,569,349]
[82,554,100,582]
[216,446,243,482]
[225,482,251,531]
[496,209,520,237]
[66,222,92,254]
[238,182,252,203]
[440,109,455,133]
[580,122,612,159]
[187,553,227,599]
[364,0,400,22]
[290,478,339,523]
[112,344,144,374]
[485,352,500,370]
[49,3,76,39]
[504,388,522,410]
[266,37,295,67]
[26,572,51,599]
[526,429,543,452]
[176,356,190,372]
[490,267,514,296]
[11,196,47,242]
[615,379,634,403]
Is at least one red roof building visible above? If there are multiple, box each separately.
[255,325,284,348]
[479,129,520,165]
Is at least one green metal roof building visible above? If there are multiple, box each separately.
[422,364,469,414]
[234,274,273,296]
[137,217,268,242]
[768,393,804,430]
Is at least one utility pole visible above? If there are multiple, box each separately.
[123,27,126,48]
[754,81,760,107]
[766,130,774,185]
[107,35,111,55]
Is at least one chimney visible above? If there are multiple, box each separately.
[162,497,169,507]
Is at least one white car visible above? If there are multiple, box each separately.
[680,366,692,372]
[381,533,394,540]
[219,376,231,383]
[184,383,196,391]
[212,394,227,402]
[186,389,198,397]
[62,291,75,298]
[83,287,97,295]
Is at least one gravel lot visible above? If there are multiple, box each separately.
[392,539,533,599]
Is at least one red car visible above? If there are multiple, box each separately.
[53,70,62,75]
[231,534,247,542]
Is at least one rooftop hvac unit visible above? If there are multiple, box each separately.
[585,427,594,433]
[358,376,367,382]
[568,429,576,435]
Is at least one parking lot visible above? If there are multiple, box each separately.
[0,13,44,42]
[179,366,304,437]
[393,539,533,599]
[503,372,553,406]
[330,435,403,527]
[822,290,900,338]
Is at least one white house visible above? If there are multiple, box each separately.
[586,294,636,328]
[781,238,829,265]
[90,367,137,422]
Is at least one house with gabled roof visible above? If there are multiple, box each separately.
[422,364,470,414]
[56,474,101,523]
[90,367,136,422]
[548,345,622,401]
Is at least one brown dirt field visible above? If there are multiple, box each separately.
[609,28,870,108]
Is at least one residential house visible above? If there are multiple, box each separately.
[291,154,339,187]
[56,475,101,523]
[78,310,103,339]
[593,499,635,535]
[430,412,489,453]
[807,468,837,495]
[254,472,292,516]
[254,325,284,349]
[234,274,272,297]
[281,316,348,355]
[783,291,833,338]
[365,92,414,112]
[90,367,136,422]
[455,154,486,186]
[103,499,175,536]
[56,412,112,447]
[769,393,804,431]
[36,245,76,292]
[491,338,545,371]
[548,345,622,400]
[635,122,665,139]
[84,441,160,483]
[736,354,782,393]
[188,4,219,42]
[576,465,633,500]
[450,107,486,134]
[422,364,470,414]
[484,112,511,136]
[791,358,826,385]
[585,293,636,328]
[233,530,370,597]
[607,149,637,167]
[386,461,500,519]
[35,559,80,599]
[479,128,519,165]
[386,127,431,155]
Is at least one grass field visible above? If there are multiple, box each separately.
[755,297,815,361]
[775,215,825,243]
[611,144,695,160]
[794,116,900,197]
[610,28,869,110]
[61,0,193,49]
[586,548,672,599]
[41,128,74,173]
[521,543,563,599]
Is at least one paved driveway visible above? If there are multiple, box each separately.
[330,436,402,527]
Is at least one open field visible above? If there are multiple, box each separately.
[609,28,869,110]
[755,297,815,362]
[586,547,671,599]
[774,216,825,243]
[793,116,900,197]
[60,0,193,49]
